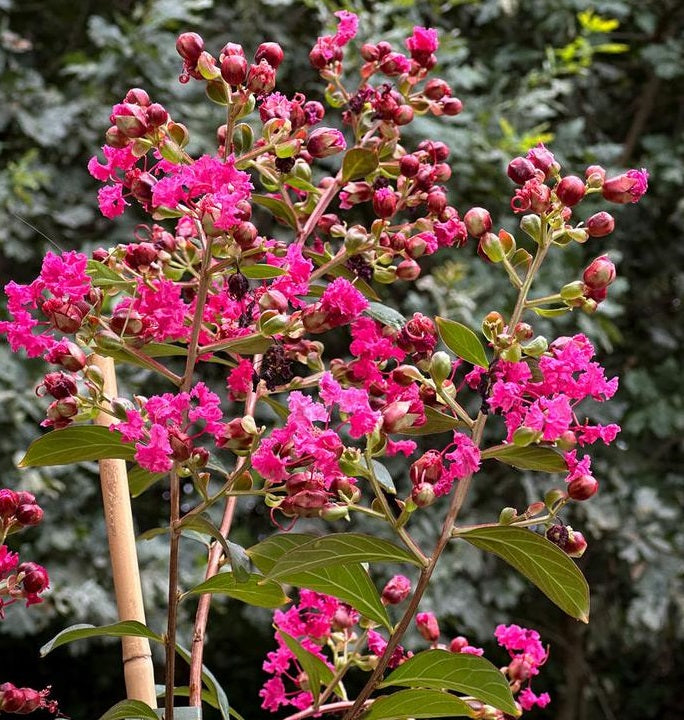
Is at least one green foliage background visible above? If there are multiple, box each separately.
[0,0,682,718]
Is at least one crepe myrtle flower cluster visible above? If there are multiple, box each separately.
[261,585,550,717]
[0,683,59,716]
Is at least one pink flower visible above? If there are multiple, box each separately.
[97,183,128,218]
[39,251,91,301]
[406,27,439,60]
[87,144,137,181]
[519,687,551,710]
[227,358,255,399]
[333,11,358,46]
[134,424,173,473]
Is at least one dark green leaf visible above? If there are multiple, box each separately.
[128,465,166,497]
[365,302,407,330]
[19,426,135,467]
[363,689,474,720]
[240,264,288,279]
[265,534,421,580]
[253,194,297,228]
[342,148,379,181]
[185,572,289,608]
[40,621,162,657]
[458,526,589,621]
[397,406,463,436]
[279,631,334,704]
[179,516,249,582]
[380,649,518,716]
[175,644,230,720]
[436,317,489,368]
[371,459,396,495]
[97,699,158,720]
[248,535,391,629]
[480,444,567,472]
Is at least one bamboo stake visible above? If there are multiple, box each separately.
[92,353,157,708]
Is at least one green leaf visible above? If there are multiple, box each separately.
[97,699,158,720]
[240,264,288,279]
[179,515,249,582]
[342,148,379,182]
[436,317,489,368]
[458,526,589,621]
[365,302,407,331]
[86,260,134,290]
[128,465,166,497]
[363,689,474,720]
[40,621,162,657]
[397,406,463,436]
[248,535,391,630]
[253,194,297,228]
[531,306,571,318]
[283,175,320,194]
[371,459,396,495]
[208,333,273,355]
[175,644,230,720]
[185,572,289,608]
[265,533,421,580]
[380,649,518,716]
[279,631,335,704]
[19,426,135,467]
[480,444,567,472]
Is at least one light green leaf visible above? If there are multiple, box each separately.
[19,426,135,467]
[371,460,396,495]
[342,148,379,182]
[97,699,158,720]
[253,194,297,228]
[283,175,320,194]
[480,444,567,473]
[248,535,391,630]
[185,572,289,608]
[40,621,162,657]
[363,689,474,720]
[365,302,407,331]
[380,649,518,716]
[531,306,571,318]
[240,265,288,279]
[458,526,589,621]
[436,317,489,368]
[86,260,134,290]
[265,533,421,580]
[397,406,464,436]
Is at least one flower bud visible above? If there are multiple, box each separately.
[113,103,149,139]
[410,450,444,486]
[585,211,615,238]
[482,311,505,340]
[396,258,421,281]
[321,503,350,522]
[146,103,168,127]
[568,474,599,501]
[307,127,347,158]
[399,154,420,178]
[520,214,542,243]
[16,503,44,526]
[441,97,463,116]
[124,88,150,106]
[512,426,542,447]
[429,351,452,385]
[424,78,451,101]
[478,232,505,263]
[560,281,585,301]
[556,175,586,206]
[382,575,412,605]
[411,481,436,508]
[565,528,588,557]
[46,396,79,423]
[499,507,517,524]
[372,187,398,219]
[416,612,440,643]
[602,169,649,204]
[360,43,380,61]
[585,164,606,185]
[38,372,78,399]
[18,561,50,594]
[507,157,536,185]
[464,207,492,237]
[583,255,616,290]
[246,60,276,95]
[221,55,248,85]
[255,42,284,69]
[176,32,204,63]
[393,105,414,125]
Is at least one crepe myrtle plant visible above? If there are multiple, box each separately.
[0,10,648,720]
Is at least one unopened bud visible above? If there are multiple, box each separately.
[416,612,440,643]
[583,255,616,290]
[478,232,505,263]
[585,211,615,238]
[464,207,492,237]
[381,575,412,604]
[568,474,599,501]
[411,482,436,508]
[507,157,536,185]
[429,351,452,385]
[560,281,585,301]
[556,175,586,206]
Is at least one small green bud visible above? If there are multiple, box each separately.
[499,507,518,524]
[521,336,548,357]
[560,281,585,301]
[479,232,505,262]
[429,351,453,385]
[500,342,522,362]
[512,426,542,447]
[232,123,254,154]
[545,487,567,508]
[373,266,397,284]
[520,214,542,243]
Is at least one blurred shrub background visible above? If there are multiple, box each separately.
[0,0,681,718]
